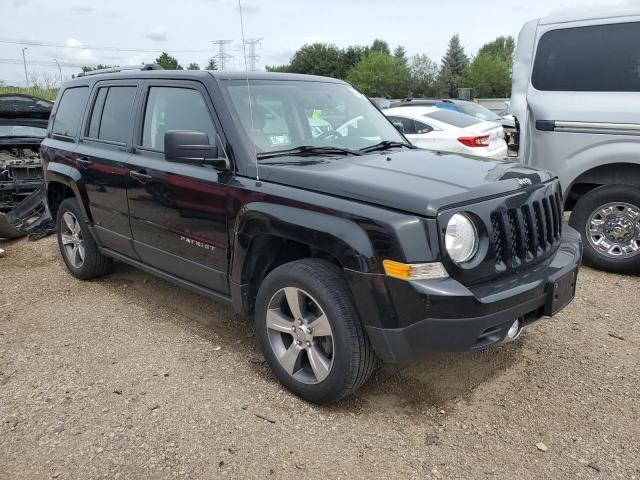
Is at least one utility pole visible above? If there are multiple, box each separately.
[53,58,63,86]
[211,40,233,70]
[21,47,29,87]
[242,38,263,71]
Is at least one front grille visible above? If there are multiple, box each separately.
[491,190,563,270]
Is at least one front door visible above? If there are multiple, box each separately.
[75,81,139,257]
[126,81,230,294]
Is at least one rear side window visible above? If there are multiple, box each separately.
[87,86,136,143]
[532,22,640,92]
[141,87,217,151]
[423,109,481,128]
[52,87,89,138]
[387,116,416,134]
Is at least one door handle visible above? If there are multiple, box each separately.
[129,169,153,183]
[76,156,93,168]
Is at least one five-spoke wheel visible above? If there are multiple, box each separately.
[60,211,86,269]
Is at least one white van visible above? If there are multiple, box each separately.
[511,9,640,273]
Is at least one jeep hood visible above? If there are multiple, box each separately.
[259,149,554,217]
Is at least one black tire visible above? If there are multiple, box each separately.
[569,184,640,274]
[255,259,376,404]
[56,197,112,280]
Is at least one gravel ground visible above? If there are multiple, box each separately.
[1,236,639,480]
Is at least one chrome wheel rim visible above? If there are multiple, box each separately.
[266,287,334,385]
[60,211,86,268]
[587,202,640,259]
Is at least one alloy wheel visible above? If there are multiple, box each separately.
[60,211,86,268]
[265,287,334,384]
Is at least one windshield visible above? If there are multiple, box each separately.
[456,103,500,122]
[0,125,47,138]
[223,80,405,156]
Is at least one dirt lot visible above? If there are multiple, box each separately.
[0,236,638,479]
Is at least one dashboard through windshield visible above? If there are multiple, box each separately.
[223,79,405,156]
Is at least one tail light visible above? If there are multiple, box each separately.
[457,135,490,147]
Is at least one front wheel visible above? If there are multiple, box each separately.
[255,259,376,404]
[569,185,640,274]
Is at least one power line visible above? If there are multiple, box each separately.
[0,38,211,53]
[242,38,262,71]
[211,40,233,70]
[0,57,99,68]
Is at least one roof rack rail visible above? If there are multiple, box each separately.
[76,63,163,77]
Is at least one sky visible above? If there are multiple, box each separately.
[0,0,638,86]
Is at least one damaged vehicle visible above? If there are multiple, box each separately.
[0,94,55,239]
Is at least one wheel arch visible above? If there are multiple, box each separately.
[229,202,377,316]
[564,163,640,211]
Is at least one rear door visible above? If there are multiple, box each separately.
[126,80,230,294]
[524,18,640,188]
[76,81,140,257]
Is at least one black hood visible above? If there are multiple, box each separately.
[0,94,52,127]
[259,149,554,217]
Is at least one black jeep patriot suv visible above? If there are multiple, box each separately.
[41,66,582,403]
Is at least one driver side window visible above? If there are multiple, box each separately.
[141,86,217,151]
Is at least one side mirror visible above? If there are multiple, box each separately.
[391,121,404,134]
[164,130,228,169]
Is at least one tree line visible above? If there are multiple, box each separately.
[79,35,513,99]
[267,35,514,99]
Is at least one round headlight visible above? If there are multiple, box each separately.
[445,213,478,263]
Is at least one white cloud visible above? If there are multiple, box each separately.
[71,5,94,13]
[63,38,97,63]
[12,0,28,7]
[144,26,168,42]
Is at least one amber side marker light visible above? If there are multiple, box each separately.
[383,259,448,280]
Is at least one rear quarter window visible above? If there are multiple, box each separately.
[532,21,640,92]
[52,86,89,139]
[423,109,481,128]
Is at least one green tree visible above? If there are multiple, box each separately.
[205,58,218,70]
[287,43,344,78]
[393,46,408,67]
[81,64,114,72]
[462,52,511,97]
[155,52,183,70]
[477,36,515,64]
[265,64,291,73]
[370,39,390,56]
[340,45,369,78]
[346,52,411,98]
[187,62,200,70]
[437,34,469,97]
[409,54,438,97]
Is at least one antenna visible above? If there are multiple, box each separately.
[237,0,260,185]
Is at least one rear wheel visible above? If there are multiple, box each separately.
[56,198,112,279]
[255,259,376,404]
[569,185,640,274]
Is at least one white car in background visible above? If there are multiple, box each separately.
[385,106,508,160]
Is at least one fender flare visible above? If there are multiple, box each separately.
[230,202,377,285]
[45,162,94,224]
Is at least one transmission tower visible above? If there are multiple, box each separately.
[242,38,263,71]
[211,40,233,70]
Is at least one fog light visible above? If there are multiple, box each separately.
[506,319,522,341]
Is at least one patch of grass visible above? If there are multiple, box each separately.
[0,86,58,102]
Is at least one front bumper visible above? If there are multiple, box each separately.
[362,226,582,364]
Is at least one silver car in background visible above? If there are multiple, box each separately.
[511,8,640,273]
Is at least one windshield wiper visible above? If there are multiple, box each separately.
[256,145,362,160]
[359,140,417,153]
